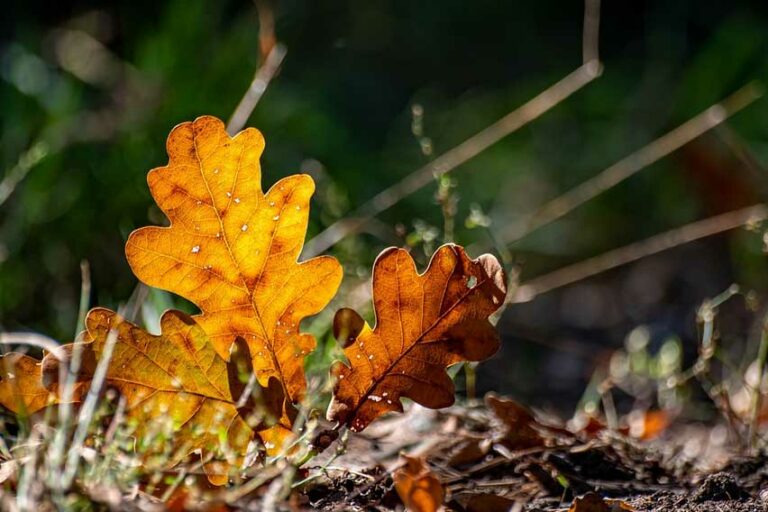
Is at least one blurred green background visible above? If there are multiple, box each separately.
[3,0,768,408]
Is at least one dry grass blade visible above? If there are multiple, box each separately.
[0,333,65,360]
[748,312,768,450]
[75,260,91,338]
[513,203,768,303]
[59,319,120,488]
[0,141,49,209]
[500,81,764,245]
[303,62,602,257]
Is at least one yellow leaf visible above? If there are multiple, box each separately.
[0,353,60,415]
[124,116,342,445]
[327,244,506,431]
[42,308,276,485]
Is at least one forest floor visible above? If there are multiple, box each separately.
[6,395,768,511]
[292,400,768,512]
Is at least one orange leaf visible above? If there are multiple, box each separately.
[0,353,62,415]
[394,455,445,512]
[42,308,275,485]
[327,244,506,431]
[124,116,342,445]
[627,409,670,440]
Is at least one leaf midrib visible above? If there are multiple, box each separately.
[191,128,291,402]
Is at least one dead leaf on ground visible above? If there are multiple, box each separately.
[394,455,445,512]
[0,353,64,415]
[486,394,574,450]
[327,244,507,431]
[485,394,546,449]
[627,409,671,440]
[40,307,280,485]
[569,492,633,512]
[125,116,342,450]
[447,435,492,466]
[460,493,516,512]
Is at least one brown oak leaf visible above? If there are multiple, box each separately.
[327,244,507,431]
[569,492,633,512]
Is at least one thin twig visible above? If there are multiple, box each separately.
[582,0,601,64]
[303,62,602,257]
[0,333,65,360]
[513,204,768,303]
[226,43,287,135]
[0,141,49,209]
[499,82,764,245]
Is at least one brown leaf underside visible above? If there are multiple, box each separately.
[328,244,507,431]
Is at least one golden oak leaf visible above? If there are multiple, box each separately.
[124,116,343,412]
[0,353,59,415]
[394,455,445,512]
[41,307,281,485]
[327,244,507,431]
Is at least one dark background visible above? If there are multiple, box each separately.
[3,0,768,412]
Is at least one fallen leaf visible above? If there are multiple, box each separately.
[569,492,633,512]
[42,307,276,485]
[327,244,506,431]
[0,353,66,415]
[125,116,342,447]
[627,409,670,440]
[461,493,516,512]
[485,394,546,449]
[447,435,491,466]
[394,455,445,512]
[569,409,669,441]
